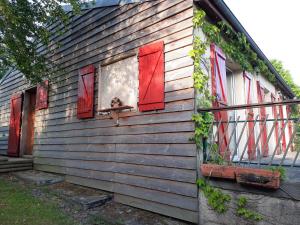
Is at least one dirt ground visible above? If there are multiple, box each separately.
[0,173,193,225]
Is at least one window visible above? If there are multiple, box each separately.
[98,56,138,110]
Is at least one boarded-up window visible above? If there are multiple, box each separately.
[8,93,23,157]
[138,41,165,112]
[77,65,95,119]
[98,56,138,110]
[36,80,49,110]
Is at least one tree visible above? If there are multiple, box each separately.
[0,0,83,83]
[271,59,300,98]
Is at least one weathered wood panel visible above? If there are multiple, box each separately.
[0,0,197,222]
[33,143,196,156]
[115,194,198,223]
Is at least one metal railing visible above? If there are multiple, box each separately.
[198,99,300,168]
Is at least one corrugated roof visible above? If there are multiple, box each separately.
[63,0,145,12]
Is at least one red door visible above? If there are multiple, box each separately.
[256,81,268,157]
[271,94,280,154]
[7,93,23,157]
[210,44,229,157]
[244,73,256,160]
[279,96,287,153]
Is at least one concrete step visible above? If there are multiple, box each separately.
[0,156,8,162]
[22,155,33,159]
[0,157,33,173]
[0,163,33,169]
[0,166,33,173]
[0,158,33,165]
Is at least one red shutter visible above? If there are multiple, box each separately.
[8,93,23,157]
[256,81,268,157]
[271,94,280,154]
[36,80,49,110]
[278,96,287,152]
[138,41,165,112]
[77,65,95,119]
[244,73,255,160]
[210,44,229,157]
[286,105,294,151]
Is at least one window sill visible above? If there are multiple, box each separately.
[97,105,134,113]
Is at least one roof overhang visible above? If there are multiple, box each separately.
[194,0,295,99]
[0,68,13,86]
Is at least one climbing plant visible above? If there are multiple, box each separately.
[195,9,276,84]
[189,11,213,149]
[190,9,282,151]
[236,196,263,221]
[192,9,270,222]
[197,178,231,213]
[197,178,264,222]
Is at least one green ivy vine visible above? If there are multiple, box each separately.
[237,197,263,221]
[197,178,231,213]
[192,9,269,222]
[189,10,213,149]
[190,9,279,148]
[197,178,264,222]
[194,9,276,84]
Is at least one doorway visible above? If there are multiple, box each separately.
[20,87,37,156]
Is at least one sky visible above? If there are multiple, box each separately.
[224,0,300,85]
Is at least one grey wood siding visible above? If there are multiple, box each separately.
[0,0,197,222]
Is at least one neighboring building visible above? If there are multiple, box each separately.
[0,0,296,223]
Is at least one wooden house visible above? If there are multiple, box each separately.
[0,0,295,223]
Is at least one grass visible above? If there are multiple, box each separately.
[0,178,78,225]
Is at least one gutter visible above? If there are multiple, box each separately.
[195,0,295,98]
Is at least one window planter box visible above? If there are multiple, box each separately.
[235,167,280,189]
[200,164,281,189]
[200,164,236,180]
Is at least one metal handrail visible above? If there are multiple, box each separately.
[198,99,300,113]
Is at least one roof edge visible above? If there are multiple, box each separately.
[62,0,144,12]
[0,68,13,86]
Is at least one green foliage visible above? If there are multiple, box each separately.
[236,196,263,221]
[197,178,231,213]
[207,143,226,165]
[190,10,214,146]
[271,59,300,98]
[197,179,263,222]
[267,166,287,181]
[190,9,283,150]
[0,0,82,83]
[194,9,277,86]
